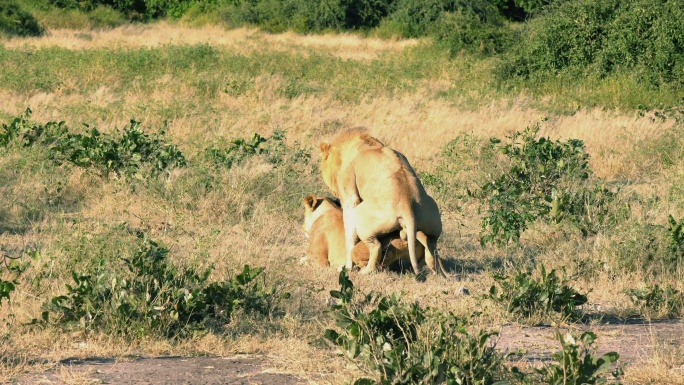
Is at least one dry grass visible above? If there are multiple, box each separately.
[1,22,418,60]
[1,22,683,384]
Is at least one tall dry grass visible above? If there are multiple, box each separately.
[1,22,683,384]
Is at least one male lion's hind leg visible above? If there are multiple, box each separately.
[417,232,446,277]
[342,201,359,270]
[354,202,398,275]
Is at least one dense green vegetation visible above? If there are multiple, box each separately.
[1,0,683,383]
[7,0,682,109]
[0,0,43,36]
[499,0,684,89]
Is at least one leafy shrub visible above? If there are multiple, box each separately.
[629,284,684,319]
[205,132,269,168]
[487,264,588,322]
[0,261,20,306]
[534,332,622,385]
[491,0,553,20]
[220,0,356,33]
[477,124,616,246]
[48,0,180,20]
[667,214,684,259]
[598,0,684,86]
[383,0,454,38]
[1,110,186,179]
[325,269,506,384]
[385,0,510,55]
[501,0,616,79]
[40,233,288,338]
[549,183,617,237]
[430,4,512,56]
[223,0,391,32]
[0,108,67,148]
[500,0,684,87]
[0,0,44,37]
[342,0,392,29]
[1,251,30,306]
[52,120,186,178]
[205,130,309,169]
[0,277,16,305]
[610,219,684,277]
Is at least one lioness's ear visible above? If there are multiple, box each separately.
[319,142,331,160]
[303,194,316,209]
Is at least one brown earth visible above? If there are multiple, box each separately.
[14,356,309,385]
[496,318,684,365]
[12,320,683,384]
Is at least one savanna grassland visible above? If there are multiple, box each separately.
[1,9,684,385]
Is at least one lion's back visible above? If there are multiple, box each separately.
[353,146,424,206]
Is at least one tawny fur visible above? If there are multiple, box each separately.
[302,194,426,269]
[318,128,444,275]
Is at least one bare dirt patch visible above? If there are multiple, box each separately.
[15,355,309,385]
[496,319,684,365]
[12,320,682,384]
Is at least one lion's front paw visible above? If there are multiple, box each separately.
[359,266,377,275]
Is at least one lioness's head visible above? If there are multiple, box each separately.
[302,194,341,236]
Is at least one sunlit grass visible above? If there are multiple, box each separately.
[0,23,682,384]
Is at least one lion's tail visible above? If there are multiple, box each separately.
[404,215,421,276]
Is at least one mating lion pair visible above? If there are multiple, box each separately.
[303,128,446,276]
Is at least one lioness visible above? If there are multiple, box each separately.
[319,128,443,275]
[302,194,425,270]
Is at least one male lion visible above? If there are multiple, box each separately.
[302,194,426,270]
[319,128,443,275]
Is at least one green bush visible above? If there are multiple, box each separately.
[383,0,453,38]
[385,0,509,51]
[51,120,187,179]
[500,0,684,87]
[487,264,588,322]
[0,0,44,37]
[205,130,310,169]
[430,3,512,56]
[477,124,616,246]
[0,277,16,305]
[220,0,393,33]
[598,0,684,86]
[667,214,684,258]
[499,0,616,79]
[610,218,684,277]
[48,0,198,20]
[325,269,506,385]
[342,0,392,29]
[491,0,552,20]
[0,108,68,148]
[629,284,684,319]
[205,132,270,169]
[221,0,377,33]
[533,332,622,385]
[1,110,187,179]
[0,256,24,305]
[39,233,288,338]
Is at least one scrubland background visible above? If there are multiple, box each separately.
[1,0,683,384]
